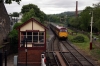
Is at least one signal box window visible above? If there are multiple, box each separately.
[33,32,38,42]
[20,31,45,47]
[39,32,44,42]
[20,32,26,47]
[27,32,32,42]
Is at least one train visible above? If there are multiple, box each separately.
[49,23,68,40]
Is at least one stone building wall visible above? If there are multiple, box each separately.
[0,2,10,45]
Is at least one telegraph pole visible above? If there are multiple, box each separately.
[90,11,93,50]
[76,1,78,17]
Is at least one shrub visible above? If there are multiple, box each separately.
[9,22,22,53]
[71,35,85,43]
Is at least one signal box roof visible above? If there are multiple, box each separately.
[16,18,48,30]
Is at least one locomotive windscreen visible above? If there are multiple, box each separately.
[60,28,67,32]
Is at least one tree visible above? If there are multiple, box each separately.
[9,22,22,53]
[93,3,100,32]
[21,8,40,23]
[93,2,100,8]
[94,19,100,31]
[78,7,92,31]
[11,12,19,17]
[0,0,21,4]
[21,4,46,23]
[21,4,40,14]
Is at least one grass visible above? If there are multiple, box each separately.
[68,29,100,64]
[68,29,90,52]
[91,49,100,60]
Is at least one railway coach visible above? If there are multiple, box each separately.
[49,23,68,40]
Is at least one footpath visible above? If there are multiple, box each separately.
[3,54,17,66]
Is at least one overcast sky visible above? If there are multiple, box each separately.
[5,0,99,14]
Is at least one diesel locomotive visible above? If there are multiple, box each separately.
[49,23,68,40]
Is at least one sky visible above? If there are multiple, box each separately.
[4,0,100,14]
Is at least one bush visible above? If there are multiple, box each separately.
[9,29,18,53]
[9,22,21,53]
[71,35,85,43]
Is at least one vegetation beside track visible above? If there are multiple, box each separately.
[68,29,100,64]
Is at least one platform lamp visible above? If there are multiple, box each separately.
[22,37,27,66]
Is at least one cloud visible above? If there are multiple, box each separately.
[38,0,76,8]
[4,0,100,14]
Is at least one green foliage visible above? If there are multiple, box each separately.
[47,15,60,23]
[9,29,18,53]
[69,17,76,27]
[79,7,92,31]
[91,49,100,60]
[47,2,100,33]
[68,2,100,32]
[68,6,92,31]
[71,35,85,43]
[68,29,100,62]
[47,11,76,24]
[21,8,41,23]
[9,22,22,53]
[21,4,38,14]
[21,8,36,22]
[93,2,100,8]
[93,7,100,32]
[11,12,19,17]
[94,19,100,31]
[68,29,90,49]
[13,22,22,29]
[9,29,18,38]
[0,0,21,4]
[21,4,46,23]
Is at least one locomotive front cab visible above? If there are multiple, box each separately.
[59,28,68,39]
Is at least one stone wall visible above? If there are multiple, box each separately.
[0,2,10,45]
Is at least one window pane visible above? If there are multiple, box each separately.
[39,32,44,35]
[33,32,38,35]
[39,36,44,42]
[33,36,38,42]
[27,32,32,35]
[21,32,26,42]
[20,32,26,47]
[27,36,32,42]
[22,32,26,35]
[27,32,32,42]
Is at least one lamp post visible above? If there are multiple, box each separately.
[25,38,27,66]
[90,11,93,50]
[64,15,67,27]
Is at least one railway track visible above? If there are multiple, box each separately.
[47,28,96,66]
[47,36,60,66]
[61,40,96,66]
[47,37,96,66]
[47,36,69,66]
